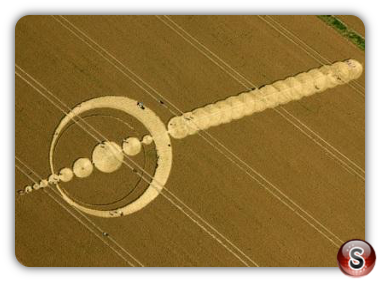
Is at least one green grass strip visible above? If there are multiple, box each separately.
[317,15,365,51]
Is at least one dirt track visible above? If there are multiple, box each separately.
[15,15,365,266]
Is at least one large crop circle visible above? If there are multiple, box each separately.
[49,96,172,218]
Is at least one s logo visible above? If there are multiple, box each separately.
[338,239,376,277]
[349,247,365,270]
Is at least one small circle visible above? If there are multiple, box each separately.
[24,185,32,193]
[59,167,74,182]
[167,116,188,139]
[337,239,376,277]
[345,59,363,79]
[39,179,49,188]
[122,137,142,156]
[33,183,40,190]
[48,174,60,184]
[73,158,93,178]
[92,141,124,173]
[142,135,153,145]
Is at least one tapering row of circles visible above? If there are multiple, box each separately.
[21,135,153,194]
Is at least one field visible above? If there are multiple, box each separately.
[15,15,365,267]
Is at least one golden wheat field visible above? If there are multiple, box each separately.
[15,15,365,267]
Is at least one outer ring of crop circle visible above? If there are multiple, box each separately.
[49,96,173,218]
